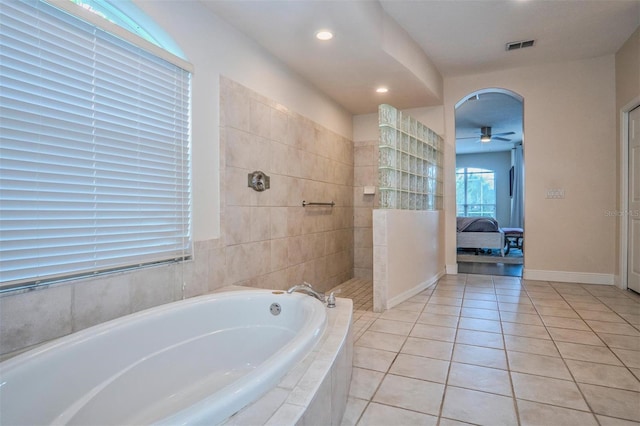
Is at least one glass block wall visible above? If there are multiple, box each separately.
[378,104,443,210]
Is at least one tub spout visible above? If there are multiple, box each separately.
[287,282,325,303]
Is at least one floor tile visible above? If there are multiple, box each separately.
[507,351,572,380]
[460,307,500,321]
[541,315,590,330]
[517,399,598,426]
[417,312,459,328]
[353,346,397,373]
[458,317,502,334]
[598,333,640,351]
[372,374,444,416]
[510,372,589,410]
[428,296,462,307]
[586,320,640,336]
[462,299,499,310]
[401,337,453,361]
[498,302,537,314]
[547,327,604,346]
[464,292,497,301]
[504,335,560,357]
[410,323,456,342]
[596,414,640,426]
[356,330,406,353]
[499,311,543,326]
[555,341,623,365]
[340,397,368,426]
[378,309,420,323]
[394,301,426,312]
[389,353,449,383]
[441,386,518,426]
[423,304,461,316]
[611,347,640,369]
[501,322,550,339]
[455,328,504,349]
[338,276,640,426]
[577,310,626,323]
[349,367,385,400]
[447,362,512,396]
[565,359,640,391]
[368,318,413,336]
[452,343,508,370]
[357,402,438,426]
[579,383,640,422]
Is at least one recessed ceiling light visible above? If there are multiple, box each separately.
[315,30,334,41]
[376,87,389,93]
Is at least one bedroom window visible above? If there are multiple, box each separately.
[456,167,496,217]
[0,0,193,291]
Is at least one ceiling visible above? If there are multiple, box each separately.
[201,0,639,152]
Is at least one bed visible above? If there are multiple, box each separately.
[457,217,505,257]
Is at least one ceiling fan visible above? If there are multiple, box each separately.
[458,126,515,143]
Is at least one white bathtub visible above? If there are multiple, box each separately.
[0,290,327,425]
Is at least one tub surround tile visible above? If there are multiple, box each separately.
[0,284,73,354]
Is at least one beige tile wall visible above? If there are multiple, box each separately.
[220,77,354,292]
[353,140,379,279]
[0,78,354,358]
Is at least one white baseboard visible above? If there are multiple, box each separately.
[523,269,614,285]
[387,269,445,309]
[446,264,458,275]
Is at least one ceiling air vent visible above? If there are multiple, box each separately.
[506,39,535,51]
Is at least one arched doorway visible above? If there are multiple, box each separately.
[454,89,524,277]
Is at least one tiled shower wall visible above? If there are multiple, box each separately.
[220,77,354,292]
[353,140,379,279]
[0,78,354,358]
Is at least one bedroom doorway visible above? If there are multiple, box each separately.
[454,89,524,277]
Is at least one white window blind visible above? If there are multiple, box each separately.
[0,0,192,290]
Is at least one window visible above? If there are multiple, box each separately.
[456,167,496,217]
[0,0,192,291]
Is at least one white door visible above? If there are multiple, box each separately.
[629,106,640,292]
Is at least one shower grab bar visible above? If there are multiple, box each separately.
[302,201,335,207]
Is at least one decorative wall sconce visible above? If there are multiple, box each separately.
[248,171,270,192]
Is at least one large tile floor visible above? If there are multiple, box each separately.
[333,274,640,426]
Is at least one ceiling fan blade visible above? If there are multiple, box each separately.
[457,135,481,140]
[493,131,516,137]
[493,137,511,142]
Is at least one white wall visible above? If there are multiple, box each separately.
[373,210,444,311]
[456,151,512,227]
[444,55,617,284]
